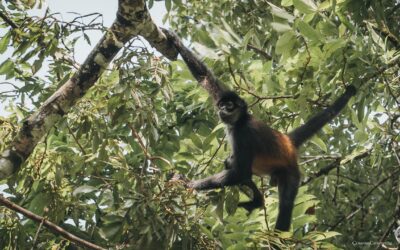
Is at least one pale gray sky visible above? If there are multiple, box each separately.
[0,0,167,116]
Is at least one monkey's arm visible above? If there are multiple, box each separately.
[189,169,243,190]
[289,85,356,148]
[162,29,225,100]
[190,150,253,189]
[162,29,212,82]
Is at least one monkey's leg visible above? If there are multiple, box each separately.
[269,173,278,186]
[224,155,234,169]
[189,169,245,190]
[275,169,300,231]
[238,179,264,212]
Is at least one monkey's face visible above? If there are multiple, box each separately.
[218,98,245,125]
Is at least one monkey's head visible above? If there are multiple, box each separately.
[217,91,248,125]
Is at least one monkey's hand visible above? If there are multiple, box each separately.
[167,173,202,190]
[167,173,191,187]
[187,180,198,189]
[238,202,257,213]
[345,85,357,96]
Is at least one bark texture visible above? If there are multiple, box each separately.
[0,0,178,179]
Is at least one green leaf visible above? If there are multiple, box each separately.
[83,33,91,45]
[351,110,361,129]
[0,59,14,75]
[0,32,11,54]
[199,225,213,239]
[190,133,203,148]
[310,136,327,152]
[32,58,43,74]
[225,189,239,215]
[99,221,123,241]
[354,130,368,142]
[221,18,241,42]
[268,2,295,22]
[148,0,154,9]
[318,0,332,10]
[165,0,171,11]
[28,193,51,215]
[293,214,317,228]
[271,22,292,33]
[72,185,98,196]
[192,42,219,60]
[293,0,318,14]
[297,21,321,42]
[340,147,371,164]
[304,231,341,241]
[281,0,293,6]
[276,31,296,54]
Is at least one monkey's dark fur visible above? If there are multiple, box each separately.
[164,29,356,231]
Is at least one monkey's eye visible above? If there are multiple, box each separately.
[219,101,234,110]
[218,101,235,111]
[225,101,234,110]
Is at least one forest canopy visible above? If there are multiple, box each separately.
[0,0,399,249]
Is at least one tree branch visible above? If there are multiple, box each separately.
[328,168,400,230]
[0,10,18,29]
[302,148,372,185]
[0,0,178,179]
[0,195,105,250]
[247,44,272,60]
[302,160,340,185]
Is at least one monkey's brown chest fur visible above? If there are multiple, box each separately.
[251,134,297,176]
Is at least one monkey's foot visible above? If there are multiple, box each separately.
[238,201,264,213]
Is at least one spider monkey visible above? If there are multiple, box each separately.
[164,29,356,231]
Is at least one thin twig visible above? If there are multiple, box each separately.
[332,166,340,204]
[31,217,45,250]
[247,44,272,60]
[227,56,241,88]
[299,154,341,165]
[248,92,298,101]
[376,219,397,250]
[36,130,50,176]
[260,178,270,231]
[129,124,171,166]
[299,40,311,84]
[0,195,105,250]
[341,49,347,88]
[302,148,372,185]
[66,123,87,155]
[227,56,297,102]
[329,168,400,230]
[196,135,226,176]
[302,160,340,185]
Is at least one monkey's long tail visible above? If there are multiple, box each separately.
[288,85,356,148]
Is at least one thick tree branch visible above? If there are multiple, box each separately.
[0,0,178,179]
[0,195,105,250]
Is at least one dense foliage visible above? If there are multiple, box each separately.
[0,0,399,249]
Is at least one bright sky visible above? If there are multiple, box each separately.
[0,0,167,116]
